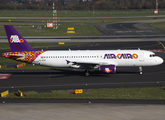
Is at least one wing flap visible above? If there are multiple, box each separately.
[68,60,111,66]
[72,61,100,65]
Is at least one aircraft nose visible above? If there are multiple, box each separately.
[158,57,164,65]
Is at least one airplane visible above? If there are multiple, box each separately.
[2,25,164,76]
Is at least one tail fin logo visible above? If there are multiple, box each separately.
[10,35,24,43]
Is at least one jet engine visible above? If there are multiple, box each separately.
[100,65,116,74]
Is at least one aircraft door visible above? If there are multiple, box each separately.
[139,52,144,61]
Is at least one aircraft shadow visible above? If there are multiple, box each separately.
[1,67,139,76]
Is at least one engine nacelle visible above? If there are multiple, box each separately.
[100,65,116,74]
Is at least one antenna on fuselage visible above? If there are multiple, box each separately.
[138,48,140,50]
[69,48,71,51]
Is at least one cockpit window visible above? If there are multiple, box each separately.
[150,54,156,57]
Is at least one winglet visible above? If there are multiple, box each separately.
[4,25,36,52]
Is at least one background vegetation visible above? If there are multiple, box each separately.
[0,0,165,10]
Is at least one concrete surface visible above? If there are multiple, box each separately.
[0,103,165,120]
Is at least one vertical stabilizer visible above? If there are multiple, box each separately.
[4,25,36,52]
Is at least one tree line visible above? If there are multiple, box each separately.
[0,0,165,10]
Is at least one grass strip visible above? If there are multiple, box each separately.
[60,17,165,24]
[1,10,165,17]
[0,64,50,70]
[1,17,165,25]
[0,57,21,64]
[0,42,85,50]
[5,87,165,99]
[0,24,102,36]
[150,22,165,31]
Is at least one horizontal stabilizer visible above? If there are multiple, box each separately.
[3,54,25,59]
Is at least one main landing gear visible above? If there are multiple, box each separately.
[85,69,89,76]
[139,66,142,75]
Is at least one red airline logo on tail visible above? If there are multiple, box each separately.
[10,35,24,43]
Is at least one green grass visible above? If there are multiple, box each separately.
[150,22,165,31]
[61,17,165,23]
[0,24,102,36]
[0,57,21,64]
[5,87,165,99]
[0,42,85,50]
[29,42,85,48]
[0,43,10,49]
[1,17,165,24]
[1,10,165,17]
[0,64,50,70]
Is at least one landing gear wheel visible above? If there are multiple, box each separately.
[85,69,89,76]
[85,72,89,76]
[139,66,142,75]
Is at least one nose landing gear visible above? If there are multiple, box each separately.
[139,66,142,75]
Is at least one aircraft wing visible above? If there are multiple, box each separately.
[72,61,100,65]
[66,60,114,66]
[67,60,117,74]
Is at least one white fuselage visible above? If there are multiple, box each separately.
[32,50,163,68]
